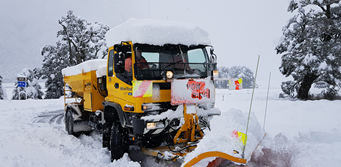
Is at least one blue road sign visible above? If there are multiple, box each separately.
[18,81,27,87]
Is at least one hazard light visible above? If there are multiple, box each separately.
[124,105,134,111]
[142,103,162,112]
[212,70,218,80]
[142,105,152,110]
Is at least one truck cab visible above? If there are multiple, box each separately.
[106,42,216,113]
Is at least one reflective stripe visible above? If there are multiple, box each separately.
[133,81,153,98]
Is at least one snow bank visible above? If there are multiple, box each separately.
[112,154,140,167]
[106,18,211,47]
[62,59,106,77]
[1,87,341,166]
[182,108,265,167]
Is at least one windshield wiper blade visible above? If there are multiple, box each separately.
[163,60,183,69]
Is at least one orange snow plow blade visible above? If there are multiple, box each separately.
[183,151,247,167]
[182,133,266,167]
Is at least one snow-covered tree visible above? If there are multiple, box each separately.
[276,0,341,100]
[0,75,6,100]
[58,10,109,64]
[41,10,109,99]
[41,42,69,99]
[229,66,255,89]
[12,68,43,100]
[280,80,299,98]
[215,66,255,89]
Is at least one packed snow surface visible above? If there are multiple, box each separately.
[61,59,106,77]
[1,85,341,166]
[105,18,211,47]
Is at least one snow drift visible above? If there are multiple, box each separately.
[182,108,265,166]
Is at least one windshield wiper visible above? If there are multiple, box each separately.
[163,60,183,69]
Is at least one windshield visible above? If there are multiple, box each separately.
[134,44,210,80]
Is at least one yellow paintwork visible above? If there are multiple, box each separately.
[63,70,105,112]
[106,42,174,113]
[183,151,247,167]
[173,104,203,144]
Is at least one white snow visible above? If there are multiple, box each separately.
[171,78,215,105]
[96,65,107,78]
[105,18,211,47]
[62,59,107,77]
[1,86,341,166]
[141,105,221,122]
[183,108,264,166]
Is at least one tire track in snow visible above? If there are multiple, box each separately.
[32,109,64,125]
[31,109,181,167]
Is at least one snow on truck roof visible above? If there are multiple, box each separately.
[105,18,211,47]
[62,59,106,77]
[62,19,210,77]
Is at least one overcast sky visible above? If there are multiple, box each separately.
[0,0,292,87]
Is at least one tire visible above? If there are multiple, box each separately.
[110,121,128,161]
[103,130,111,149]
[65,109,74,135]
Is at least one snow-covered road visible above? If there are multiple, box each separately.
[0,87,340,166]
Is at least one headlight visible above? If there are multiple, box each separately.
[146,122,156,129]
[166,71,173,79]
[146,121,165,130]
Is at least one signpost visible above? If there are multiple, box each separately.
[17,76,27,100]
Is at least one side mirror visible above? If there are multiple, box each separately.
[114,52,125,73]
[210,47,214,55]
[210,47,217,63]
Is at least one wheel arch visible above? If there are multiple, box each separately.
[103,101,128,128]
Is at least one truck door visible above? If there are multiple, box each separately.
[107,45,134,106]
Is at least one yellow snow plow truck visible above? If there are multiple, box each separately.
[62,19,225,165]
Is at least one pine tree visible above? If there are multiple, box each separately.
[41,42,69,99]
[12,68,43,100]
[41,10,110,99]
[276,0,341,100]
[0,75,5,100]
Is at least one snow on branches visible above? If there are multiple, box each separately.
[0,75,5,100]
[12,68,43,100]
[41,11,109,99]
[276,0,341,99]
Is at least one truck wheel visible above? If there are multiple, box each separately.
[110,121,128,161]
[65,109,78,136]
[103,129,111,149]
[65,109,74,135]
